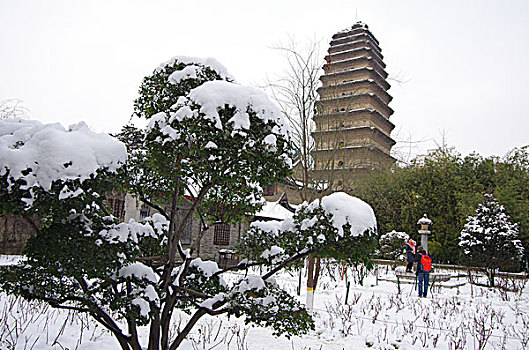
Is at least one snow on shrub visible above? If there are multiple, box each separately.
[240,192,377,266]
[379,230,409,261]
[459,194,524,285]
[0,118,126,206]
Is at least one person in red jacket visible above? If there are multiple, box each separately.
[415,246,432,297]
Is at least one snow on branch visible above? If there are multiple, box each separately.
[240,192,377,266]
[156,56,232,81]
[0,118,127,206]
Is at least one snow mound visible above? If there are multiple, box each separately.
[308,192,376,237]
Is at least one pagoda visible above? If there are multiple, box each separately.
[311,22,396,188]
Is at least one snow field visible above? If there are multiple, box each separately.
[1,259,528,349]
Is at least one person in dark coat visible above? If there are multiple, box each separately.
[415,246,432,297]
[405,239,416,272]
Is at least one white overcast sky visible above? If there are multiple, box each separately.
[1,0,528,159]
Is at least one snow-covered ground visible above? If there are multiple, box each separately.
[1,255,528,350]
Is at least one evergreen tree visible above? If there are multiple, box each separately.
[379,230,409,265]
[459,194,524,286]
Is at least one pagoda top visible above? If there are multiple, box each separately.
[352,21,369,29]
[332,22,379,45]
[337,21,369,34]
[336,22,368,34]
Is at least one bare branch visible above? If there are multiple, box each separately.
[262,249,312,280]
[0,99,30,119]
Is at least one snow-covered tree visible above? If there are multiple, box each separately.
[0,57,377,350]
[459,194,524,286]
[379,230,409,264]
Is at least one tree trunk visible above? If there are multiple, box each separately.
[305,255,321,312]
[126,281,143,350]
[115,338,132,350]
[160,293,179,350]
[148,313,161,350]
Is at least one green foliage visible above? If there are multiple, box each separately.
[237,195,377,268]
[133,60,226,119]
[228,280,315,337]
[0,169,151,321]
[379,231,409,261]
[354,147,529,266]
[123,60,293,224]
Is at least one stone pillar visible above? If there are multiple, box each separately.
[417,214,432,252]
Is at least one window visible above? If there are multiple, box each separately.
[264,184,277,196]
[214,224,231,246]
[140,204,150,220]
[181,219,192,245]
[108,197,125,220]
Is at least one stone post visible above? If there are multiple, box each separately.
[417,214,432,252]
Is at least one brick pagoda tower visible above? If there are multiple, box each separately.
[311,22,396,189]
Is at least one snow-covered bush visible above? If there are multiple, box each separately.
[459,194,524,286]
[239,192,377,267]
[379,230,409,262]
[0,57,377,350]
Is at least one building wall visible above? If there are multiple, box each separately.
[0,192,235,263]
[0,214,38,255]
[123,194,251,264]
[312,146,395,171]
[327,43,384,64]
[320,68,387,88]
[264,182,305,205]
[318,81,391,104]
[317,94,393,119]
[314,110,394,136]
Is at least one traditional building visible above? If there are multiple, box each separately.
[0,192,246,268]
[311,22,396,189]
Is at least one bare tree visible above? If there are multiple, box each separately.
[266,37,322,202]
[0,99,30,119]
[265,37,325,311]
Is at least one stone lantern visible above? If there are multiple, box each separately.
[417,214,432,252]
